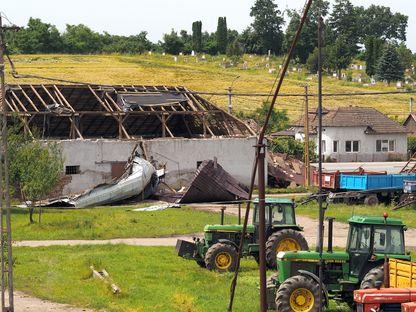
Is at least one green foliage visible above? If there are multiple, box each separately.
[226,39,243,63]
[306,47,328,73]
[376,44,405,84]
[101,31,152,54]
[162,29,184,55]
[408,136,416,155]
[284,2,329,64]
[397,43,414,70]
[357,5,408,42]
[10,18,63,54]
[327,35,354,78]
[250,0,285,54]
[62,24,102,53]
[8,123,63,222]
[216,17,228,54]
[270,138,317,161]
[191,21,202,52]
[365,36,384,77]
[251,102,289,134]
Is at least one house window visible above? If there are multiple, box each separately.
[65,165,80,175]
[322,140,326,153]
[376,140,395,152]
[346,140,360,153]
[333,141,339,153]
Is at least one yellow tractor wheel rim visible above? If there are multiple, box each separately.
[215,252,232,270]
[276,238,301,252]
[289,288,315,312]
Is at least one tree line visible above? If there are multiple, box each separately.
[5,0,415,81]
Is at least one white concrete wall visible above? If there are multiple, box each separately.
[50,137,258,196]
[293,126,407,162]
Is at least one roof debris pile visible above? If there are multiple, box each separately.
[29,146,161,208]
[179,159,249,203]
[267,151,310,187]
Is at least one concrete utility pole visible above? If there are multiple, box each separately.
[0,15,15,312]
[304,85,310,187]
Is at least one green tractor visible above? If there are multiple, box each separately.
[267,214,410,311]
[176,198,309,272]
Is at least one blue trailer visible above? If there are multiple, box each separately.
[327,173,416,205]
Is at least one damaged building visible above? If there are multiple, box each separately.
[5,84,257,196]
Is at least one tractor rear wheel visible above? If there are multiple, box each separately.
[266,229,309,269]
[276,275,321,312]
[205,243,237,272]
[360,266,384,289]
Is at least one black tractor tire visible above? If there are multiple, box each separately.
[205,243,238,272]
[276,275,321,312]
[266,229,309,269]
[364,194,379,206]
[360,266,384,289]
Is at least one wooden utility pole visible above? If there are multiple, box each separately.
[304,85,310,187]
[0,15,15,312]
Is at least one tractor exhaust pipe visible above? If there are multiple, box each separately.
[221,207,226,225]
[327,217,335,253]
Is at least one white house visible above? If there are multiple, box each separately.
[291,106,408,162]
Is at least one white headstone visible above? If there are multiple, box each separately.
[148,51,152,55]
[162,52,166,56]
[173,56,178,62]
[191,50,195,56]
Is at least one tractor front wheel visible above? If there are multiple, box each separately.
[360,266,384,289]
[266,229,309,269]
[205,243,237,272]
[276,275,321,312]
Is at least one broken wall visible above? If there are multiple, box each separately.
[49,137,259,196]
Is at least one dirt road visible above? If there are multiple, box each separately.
[13,291,93,312]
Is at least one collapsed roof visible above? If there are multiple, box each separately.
[293,106,407,134]
[4,84,255,139]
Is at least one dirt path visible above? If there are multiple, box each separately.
[14,291,94,312]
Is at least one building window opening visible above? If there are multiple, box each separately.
[333,140,339,153]
[376,140,395,152]
[65,165,80,175]
[346,140,360,153]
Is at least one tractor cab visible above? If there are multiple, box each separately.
[252,198,300,237]
[346,215,407,279]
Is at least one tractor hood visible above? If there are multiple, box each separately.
[204,224,255,233]
[277,250,349,262]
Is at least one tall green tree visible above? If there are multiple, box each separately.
[253,102,289,134]
[180,30,192,54]
[162,29,184,55]
[357,5,408,42]
[216,17,228,54]
[13,18,63,53]
[327,35,353,79]
[364,36,384,77]
[396,43,414,71]
[250,0,285,55]
[8,125,63,223]
[62,24,102,53]
[376,44,404,85]
[192,21,202,52]
[328,0,360,56]
[284,1,330,64]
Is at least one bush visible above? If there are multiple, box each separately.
[408,136,416,155]
[270,137,317,161]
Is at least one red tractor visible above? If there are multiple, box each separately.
[403,302,416,312]
[354,288,416,311]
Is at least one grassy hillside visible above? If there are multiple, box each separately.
[5,53,412,120]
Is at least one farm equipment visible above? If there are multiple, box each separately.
[266,214,410,311]
[353,258,416,311]
[176,198,309,272]
[354,288,416,312]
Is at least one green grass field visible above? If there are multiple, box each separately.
[5,54,411,120]
[297,201,416,227]
[10,205,236,241]
[13,245,349,312]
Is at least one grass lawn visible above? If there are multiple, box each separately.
[13,245,349,312]
[10,205,237,241]
[297,201,416,228]
[5,54,410,121]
